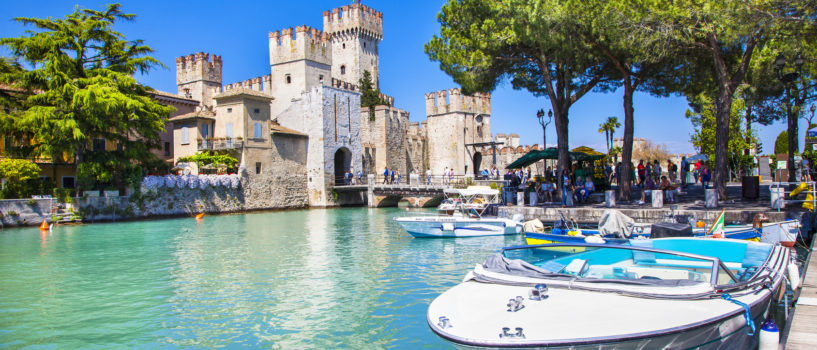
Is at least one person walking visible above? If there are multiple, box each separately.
[561,169,572,207]
[390,168,396,184]
[701,162,711,189]
[426,168,432,185]
[443,167,449,185]
[653,160,662,182]
[680,156,688,189]
[637,160,646,186]
[396,170,402,185]
[383,167,390,184]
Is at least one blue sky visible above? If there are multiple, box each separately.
[0,0,801,155]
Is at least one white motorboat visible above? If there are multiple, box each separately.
[437,187,501,215]
[395,208,523,238]
[428,238,794,349]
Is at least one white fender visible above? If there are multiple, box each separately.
[788,262,801,290]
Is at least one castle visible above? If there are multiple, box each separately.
[163,3,528,207]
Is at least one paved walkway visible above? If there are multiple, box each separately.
[527,182,784,212]
[782,237,817,349]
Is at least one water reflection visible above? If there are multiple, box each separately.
[0,208,524,348]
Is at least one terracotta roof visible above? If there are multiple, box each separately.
[150,90,199,104]
[168,110,216,122]
[270,122,307,137]
[214,88,273,101]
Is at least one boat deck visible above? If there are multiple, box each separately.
[782,238,817,349]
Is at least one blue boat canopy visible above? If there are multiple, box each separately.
[808,127,817,138]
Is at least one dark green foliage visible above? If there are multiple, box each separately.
[775,131,790,156]
[359,70,390,121]
[0,4,174,190]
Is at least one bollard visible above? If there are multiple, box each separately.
[770,187,785,209]
[652,190,664,208]
[605,190,616,207]
[705,188,718,208]
[517,192,525,207]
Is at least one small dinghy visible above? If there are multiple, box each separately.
[428,238,792,349]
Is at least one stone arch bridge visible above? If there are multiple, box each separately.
[333,176,449,208]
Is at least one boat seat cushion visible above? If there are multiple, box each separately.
[629,239,656,264]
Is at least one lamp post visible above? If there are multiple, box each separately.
[774,53,805,183]
[536,109,553,176]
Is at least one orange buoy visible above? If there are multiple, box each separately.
[696,221,706,228]
[40,220,49,231]
[712,232,724,238]
[195,213,204,220]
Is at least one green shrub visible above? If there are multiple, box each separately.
[26,198,37,207]
[8,211,19,217]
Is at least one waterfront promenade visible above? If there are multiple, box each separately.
[782,236,817,349]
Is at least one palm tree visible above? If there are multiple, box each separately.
[606,116,621,153]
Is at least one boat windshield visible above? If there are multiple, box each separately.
[498,243,755,286]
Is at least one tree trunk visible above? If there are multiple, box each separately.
[620,81,635,200]
[555,107,570,199]
[787,90,798,183]
[714,85,733,199]
[605,130,610,152]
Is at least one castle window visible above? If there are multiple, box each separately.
[226,123,234,138]
[342,43,346,49]
[363,42,367,48]
[285,74,291,84]
[183,88,191,98]
[164,142,170,156]
[254,123,262,139]
[227,108,232,113]
[340,65,346,75]
[181,127,189,145]
[255,162,261,175]
[319,74,324,84]
[254,108,260,114]
[201,123,209,137]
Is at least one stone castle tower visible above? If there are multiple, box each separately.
[176,52,223,108]
[424,88,492,176]
[268,25,333,119]
[323,4,383,88]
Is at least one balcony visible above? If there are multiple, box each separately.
[198,139,244,151]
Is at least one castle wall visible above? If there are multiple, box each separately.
[300,86,362,207]
[359,106,410,175]
[423,88,493,177]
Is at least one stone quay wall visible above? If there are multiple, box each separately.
[0,167,308,228]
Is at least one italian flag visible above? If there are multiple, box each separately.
[708,210,725,237]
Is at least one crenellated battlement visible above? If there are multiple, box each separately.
[222,76,268,93]
[322,4,383,39]
[269,25,332,66]
[176,52,222,85]
[424,88,491,116]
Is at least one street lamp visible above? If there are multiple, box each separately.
[775,53,805,183]
[536,109,552,148]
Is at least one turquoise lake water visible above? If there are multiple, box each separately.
[0,208,525,348]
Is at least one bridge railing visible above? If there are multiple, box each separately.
[372,174,475,187]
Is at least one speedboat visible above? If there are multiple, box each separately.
[524,210,799,246]
[438,187,500,215]
[395,206,523,238]
[427,238,794,349]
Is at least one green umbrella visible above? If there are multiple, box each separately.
[505,148,559,169]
